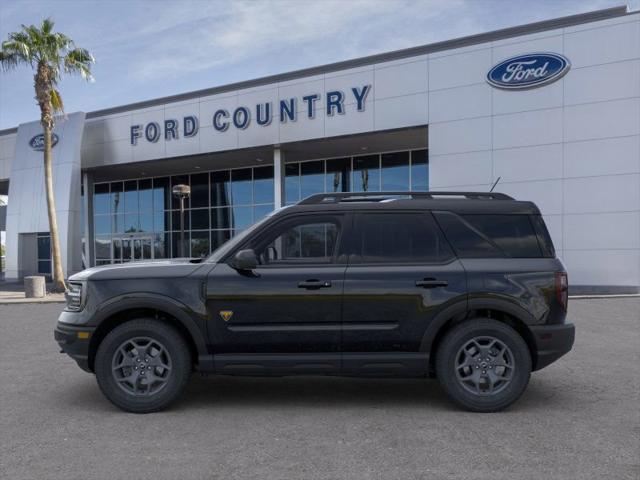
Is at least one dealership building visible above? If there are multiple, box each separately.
[0,6,639,293]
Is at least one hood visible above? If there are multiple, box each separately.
[69,259,205,281]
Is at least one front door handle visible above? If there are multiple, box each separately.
[298,279,332,290]
[415,278,448,288]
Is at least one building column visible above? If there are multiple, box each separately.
[273,147,285,209]
[83,172,94,269]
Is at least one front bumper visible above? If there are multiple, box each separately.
[530,322,575,371]
[54,322,95,373]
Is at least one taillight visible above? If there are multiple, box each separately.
[555,271,568,311]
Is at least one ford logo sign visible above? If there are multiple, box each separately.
[29,133,59,151]
[487,53,570,90]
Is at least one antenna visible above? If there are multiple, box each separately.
[490,176,501,193]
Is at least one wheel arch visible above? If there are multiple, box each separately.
[87,295,208,372]
[421,296,539,373]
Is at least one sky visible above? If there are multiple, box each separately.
[0,0,636,130]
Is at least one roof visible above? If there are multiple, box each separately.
[0,5,631,136]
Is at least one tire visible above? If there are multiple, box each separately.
[435,318,531,412]
[95,319,191,413]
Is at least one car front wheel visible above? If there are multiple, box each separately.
[435,318,531,412]
[95,319,191,413]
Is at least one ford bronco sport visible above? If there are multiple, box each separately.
[55,191,574,413]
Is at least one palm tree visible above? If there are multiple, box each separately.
[0,18,94,292]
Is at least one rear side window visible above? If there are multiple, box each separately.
[353,213,454,263]
[530,214,556,257]
[434,212,543,258]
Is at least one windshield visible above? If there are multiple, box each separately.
[205,208,285,263]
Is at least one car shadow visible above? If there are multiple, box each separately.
[177,374,455,411]
[55,372,573,415]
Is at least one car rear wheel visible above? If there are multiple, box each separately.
[95,319,191,413]
[435,318,531,412]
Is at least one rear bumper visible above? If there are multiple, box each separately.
[54,322,95,373]
[530,322,575,371]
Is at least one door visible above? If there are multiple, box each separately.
[115,235,153,262]
[206,213,348,365]
[341,211,467,373]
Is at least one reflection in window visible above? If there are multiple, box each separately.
[232,205,253,231]
[190,231,210,258]
[211,171,231,207]
[326,158,350,193]
[94,184,110,214]
[285,163,300,204]
[190,173,209,208]
[352,155,380,192]
[266,222,338,262]
[231,168,252,205]
[92,150,426,265]
[190,208,209,230]
[211,230,232,251]
[381,152,410,191]
[300,160,324,200]
[411,150,428,191]
[253,166,274,204]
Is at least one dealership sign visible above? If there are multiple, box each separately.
[29,133,59,151]
[487,53,570,90]
[130,84,372,146]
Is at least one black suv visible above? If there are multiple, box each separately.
[55,191,574,413]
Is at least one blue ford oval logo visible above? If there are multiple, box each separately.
[487,53,570,90]
[29,133,59,151]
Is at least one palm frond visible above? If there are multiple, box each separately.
[50,88,64,113]
[64,47,94,81]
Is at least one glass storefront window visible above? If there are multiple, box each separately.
[211,207,231,230]
[211,230,232,251]
[231,168,252,205]
[191,208,210,230]
[253,166,274,204]
[411,149,429,191]
[94,184,110,214]
[124,213,139,233]
[300,160,325,200]
[190,173,209,208]
[171,210,190,231]
[211,171,231,207]
[171,175,190,209]
[232,205,253,231]
[139,212,153,232]
[352,155,381,192]
[124,180,138,213]
[285,163,300,204]
[381,151,410,191]
[153,177,170,211]
[111,182,123,216]
[92,150,427,265]
[254,204,274,223]
[326,158,350,193]
[190,231,210,258]
[139,179,153,212]
[94,215,111,235]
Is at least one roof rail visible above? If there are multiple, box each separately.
[298,191,514,205]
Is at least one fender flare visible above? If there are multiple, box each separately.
[419,295,536,353]
[90,293,208,358]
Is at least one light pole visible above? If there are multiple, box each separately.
[172,184,191,258]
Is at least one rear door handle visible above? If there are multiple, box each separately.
[415,279,448,288]
[298,279,332,290]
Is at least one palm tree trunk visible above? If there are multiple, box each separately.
[43,123,66,292]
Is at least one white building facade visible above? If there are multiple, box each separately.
[0,6,638,293]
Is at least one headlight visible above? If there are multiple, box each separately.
[65,282,85,311]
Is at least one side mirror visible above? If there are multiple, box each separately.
[231,249,258,271]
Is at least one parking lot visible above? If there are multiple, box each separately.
[0,298,638,480]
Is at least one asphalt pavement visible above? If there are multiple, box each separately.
[0,298,638,480]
